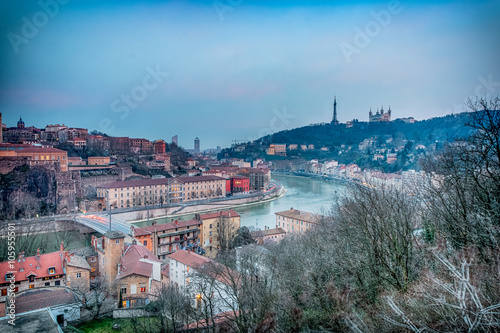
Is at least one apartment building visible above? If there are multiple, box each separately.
[275,208,323,234]
[198,210,241,258]
[133,219,203,259]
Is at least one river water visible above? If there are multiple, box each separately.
[144,174,345,230]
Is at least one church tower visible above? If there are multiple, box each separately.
[332,96,339,125]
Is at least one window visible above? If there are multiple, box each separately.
[5,273,13,281]
[121,287,127,294]
[45,282,50,286]
[1,289,6,296]
[55,280,60,286]
[48,267,56,274]
[91,267,96,272]
[140,286,146,293]
[143,240,147,246]
[29,275,35,282]
[116,239,120,244]
[29,284,34,289]
[76,273,81,278]
[91,257,96,262]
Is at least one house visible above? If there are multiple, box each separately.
[275,208,323,234]
[168,250,238,314]
[115,243,162,308]
[250,227,286,244]
[0,244,66,304]
[133,219,203,259]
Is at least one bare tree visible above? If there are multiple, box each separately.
[148,284,192,333]
[214,215,239,255]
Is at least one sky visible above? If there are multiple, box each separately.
[1,0,499,150]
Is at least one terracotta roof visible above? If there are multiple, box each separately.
[168,249,210,269]
[16,148,66,154]
[0,251,64,284]
[176,175,225,183]
[66,254,91,270]
[98,177,172,189]
[116,244,161,280]
[168,250,239,286]
[251,227,286,238]
[15,289,76,314]
[199,210,240,220]
[134,219,202,237]
[161,265,169,278]
[275,209,323,224]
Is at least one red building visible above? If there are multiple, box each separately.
[154,140,166,154]
[231,176,250,193]
[225,176,250,194]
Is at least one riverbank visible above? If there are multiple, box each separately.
[272,170,355,186]
[122,185,287,225]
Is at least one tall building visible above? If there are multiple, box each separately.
[332,96,339,125]
[154,139,166,154]
[172,135,178,146]
[194,137,200,153]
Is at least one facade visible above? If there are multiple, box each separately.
[0,146,68,172]
[180,176,226,202]
[130,138,153,154]
[133,219,203,259]
[168,250,237,314]
[229,176,250,194]
[64,253,91,292]
[369,106,392,122]
[199,210,241,258]
[88,156,110,165]
[236,168,270,191]
[154,139,166,154]
[275,208,323,234]
[0,246,66,304]
[97,231,126,288]
[115,244,162,308]
[96,175,225,209]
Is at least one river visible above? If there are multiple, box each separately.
[142,174,345,231]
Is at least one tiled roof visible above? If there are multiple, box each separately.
[66,254,91,270]
[275,209,323,224]
[199,210,240,220]
[134,219,202,237]
[168,250,210,269]
[116,244,161,280]
[251,227,286,238]
[15,289,76,314]
[0,251,64,284]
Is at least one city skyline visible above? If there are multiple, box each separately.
[1,0,499,148]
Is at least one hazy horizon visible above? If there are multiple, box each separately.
[1,0,499,149]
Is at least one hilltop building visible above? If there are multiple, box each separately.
[369,106,392,122]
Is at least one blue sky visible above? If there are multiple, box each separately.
[1,0,499,149]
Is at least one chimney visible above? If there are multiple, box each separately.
[152,221,157,226]
[187,249,191,254]
[144,255,148,259]
[132,239,137,245]
[175,220,179,226]
[18,251,25,262]
[36,248,40,259]
[60,241,64,252]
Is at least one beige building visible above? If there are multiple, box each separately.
[97,231,126,288]
[97,175,225,210]
[251,227,286,244]
[0,146,68,172]
[199,210,241,258]
[275,208,323,234]
[88,156,110,165]
[179,176,226,202]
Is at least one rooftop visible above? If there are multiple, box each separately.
[275,208,323,224]
[0,251,64,284]
[116,244,161,280]
[199,210,240,220]
[251,227,286,238]
[133,219,202,237]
